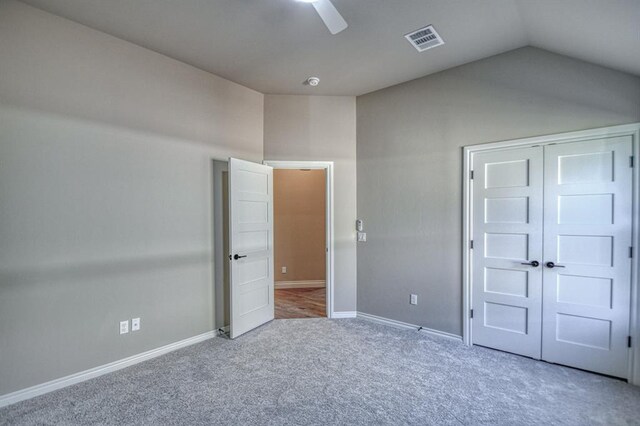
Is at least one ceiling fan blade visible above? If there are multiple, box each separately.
[312,0,348,35]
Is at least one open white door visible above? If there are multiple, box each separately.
[229,158,274,339]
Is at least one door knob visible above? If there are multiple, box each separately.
[233,254,247,260]
[545,261,565,268]
[521,260,540,267]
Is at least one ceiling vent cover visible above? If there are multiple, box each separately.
[405,25,444,52]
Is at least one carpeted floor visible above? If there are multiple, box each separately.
[2,319,640,425]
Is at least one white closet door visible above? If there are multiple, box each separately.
[471,146,544,358]
[542,137,633,377]
[229,158,274,339]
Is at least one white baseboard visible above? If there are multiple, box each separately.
[331,311,357,319]
[275,280,326,289]
[0,330,216,408]
[357,312,462,342]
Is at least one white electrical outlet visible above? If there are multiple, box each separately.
[410,294,418,305]
[357,232,367,242]
[119,320,129,334]
[131,317,141,331]
[282,266,287,274]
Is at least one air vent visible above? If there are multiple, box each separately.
[405,25,444,52]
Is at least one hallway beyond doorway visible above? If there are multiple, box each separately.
[275,288,326,319]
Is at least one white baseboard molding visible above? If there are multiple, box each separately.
[275,280,326,289]
[357,312,462,342]
[331,311,357,319]
[0,330,216,408]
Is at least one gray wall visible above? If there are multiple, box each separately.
[264,95,357,313]
[0,1,263,396]
[356,47,640,336]
[212,160,230,329]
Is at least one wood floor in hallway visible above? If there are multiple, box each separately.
[275,287,326,319]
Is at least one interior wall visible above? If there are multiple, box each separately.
[264,95,357,313]
[357,47,640,336]
[274,169,326,283]
[212,161,230,329]
[0,0,263,396]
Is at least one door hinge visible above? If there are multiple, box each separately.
[470,309,474,319]
[628,336,632,348]
[470,240,474,249]
[470,170,474,180]
[630,156,634,168]
[630,246,634,259]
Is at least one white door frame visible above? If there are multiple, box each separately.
[462,122,640,384]
[264,160,335,318]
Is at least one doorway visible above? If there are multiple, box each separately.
[273,168,326,318]
[463,123,640,382]
[265,161,335,318]
[213,159,335,339]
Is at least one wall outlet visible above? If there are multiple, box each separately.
[410,294,418,305]
[281,266,287,274]
[357,232,367,242]
[119,320,129,334]
[131,317,141,331]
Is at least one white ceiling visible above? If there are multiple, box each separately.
[19,0,640,96]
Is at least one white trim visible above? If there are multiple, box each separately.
[631,126,640,386]
[275,280,325,289]
[357,312,463,341]
[332,311,357,318]
[462,122,640,385]
[464,123,640,152]
[264,160,336,318]
[0,331,216,408]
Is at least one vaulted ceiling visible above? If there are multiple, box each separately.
[19,0,640,95]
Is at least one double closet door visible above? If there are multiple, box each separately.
[471,136,633,378]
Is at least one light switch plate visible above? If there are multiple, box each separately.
[131,317,140,331]
[281,266,287,274]
[119,320,129,334]
[410,294,418,305]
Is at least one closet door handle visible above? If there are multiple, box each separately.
[521,261,540,267]
[545,261,565,268]
[233,254,247,260]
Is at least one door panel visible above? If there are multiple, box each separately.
[229,158,274,339]
[471,147,544,358]
[542,137,632,377]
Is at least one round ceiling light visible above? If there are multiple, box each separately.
[306,77,320,86]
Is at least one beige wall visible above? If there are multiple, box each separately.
[356,47,640,336]
[274,169,326,282]
[0,0,263,396]
[264,95,357,313]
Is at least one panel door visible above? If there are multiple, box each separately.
[542,137,633,377]
[229,158,274,339]
[471,146,544,358]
